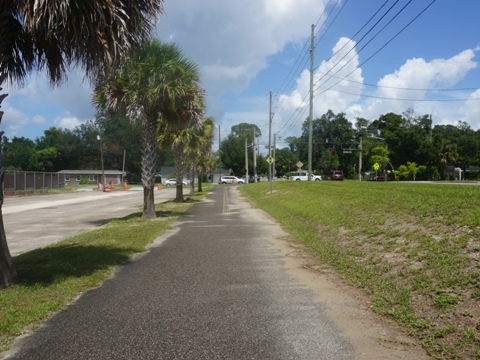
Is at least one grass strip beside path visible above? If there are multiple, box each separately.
[0,191,206,353]
[240,180,480,360]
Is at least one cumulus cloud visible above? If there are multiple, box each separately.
[272,41,479,145]
[3,69,94,137]
[273,37,364,137]
[461,89,480,128]
[54,113,84,130]
[156,0,330,120]
[1,100,31,136]
[363,49,478,123]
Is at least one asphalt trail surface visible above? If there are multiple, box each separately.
[5,186,356,359]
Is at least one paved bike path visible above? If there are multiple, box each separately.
[4,187,359,359]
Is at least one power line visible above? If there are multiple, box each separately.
[323,88,480,102]
[276,0,397,139]
[314,0,347,47]
[315,69,479,92]
[273,0,341,115]
[315,0,438,99]
[314,0,412,89]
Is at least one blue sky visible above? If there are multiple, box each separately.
[3,0,480,152]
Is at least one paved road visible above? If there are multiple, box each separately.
[2,186,426,359]
[3,187,177,256]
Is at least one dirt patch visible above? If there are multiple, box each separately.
[266,238,428,360]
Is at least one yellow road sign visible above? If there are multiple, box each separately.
[373,163,380,170]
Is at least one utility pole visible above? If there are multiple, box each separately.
[218,125,221,182]
[97,134,105,190]
[253,128,257,183]
[268,90,272,182]
[122,149,126,184]
[358,136,362,181]
[273,133,277,177]
[308,24,315,181]
[245,138,249,184]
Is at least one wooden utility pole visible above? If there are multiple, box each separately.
[253,128,257,183]
[308,24,315,181]
[245,138,249,183]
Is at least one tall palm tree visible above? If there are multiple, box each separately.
[157,84,205,202]
[186,117,215,195]
[93,40,202,216]
[0,0,163,287]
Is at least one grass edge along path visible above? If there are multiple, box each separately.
[240,181,480,360]
[0,191,207,353]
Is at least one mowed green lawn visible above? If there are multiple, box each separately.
[240,180,480,360]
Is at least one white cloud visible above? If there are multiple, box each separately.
[273,37,364,137]
[157,0,330,123]
[461,89,480,129]
[54,113,84,130]
[32,115,47,124]
[3,69,94,137]
[2,100,31,136]
[362,49,478,124]
[272,41,480,142]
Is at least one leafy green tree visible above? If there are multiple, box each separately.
[3,137,43,170]
[318,149,340,174]
[219,123,261,176]
[36,147,59,171]
[274,147,298,177]
[36,127,85,171]
[289,110,355,176]
[396,162,425,181]
[94,114,149,182]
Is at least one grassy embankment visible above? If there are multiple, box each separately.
[240,180,480,360]
[0,187,209,353]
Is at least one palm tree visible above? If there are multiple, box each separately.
[93,40,203,215]
[0,0,163,287]
[157,85,205,202]
[438,143,459,180]
[187,117,216,195]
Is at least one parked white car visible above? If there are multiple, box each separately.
[218,176,244,184]
[164,178,187,186]
[289,171,322,181]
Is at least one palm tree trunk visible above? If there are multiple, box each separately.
[189,156,195,196]
[141,117,157,219]
[0,168,16,288]
[197,169,203,193]
[173,142,185,203]
[0,90,16,287]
